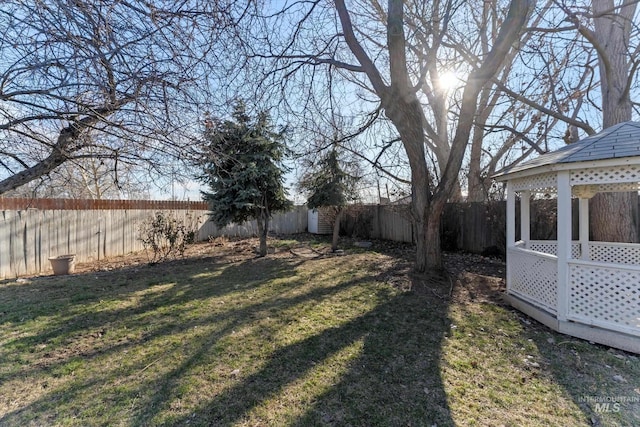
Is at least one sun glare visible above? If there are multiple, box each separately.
[438,71,459,90]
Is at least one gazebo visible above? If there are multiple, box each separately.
[493,121,640,354]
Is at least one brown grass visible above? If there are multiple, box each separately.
[0,235,638,426]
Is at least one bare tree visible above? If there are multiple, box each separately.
[4,153,152,200]
[461,0,595,201]
[241,0,532,271]
[534,0,640,242]
[0,0,238,195]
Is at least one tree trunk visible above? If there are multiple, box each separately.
[256,211,269,257]
[593,0,634,128]
[449,180,464,202]
[0,105,122,195]
[0,132,71,194]
[589,0,638,243]
[382,0,435,272]
[467,130,486,202]
[590,192,639,242]
[386,98,434,272]
[331,207,343,252]
[425,200,445,270]
[467,103,493,202]
[590,193,637,242]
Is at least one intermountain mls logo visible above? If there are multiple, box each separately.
[578,395,640,413]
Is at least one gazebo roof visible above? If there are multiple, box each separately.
[494,121,640,179]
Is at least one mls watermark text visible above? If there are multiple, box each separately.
[578,395,640,413]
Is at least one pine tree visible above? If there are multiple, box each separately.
[299,147,359,251]
[199,101,291,256]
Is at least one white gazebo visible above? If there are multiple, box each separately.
[494,121,640,354]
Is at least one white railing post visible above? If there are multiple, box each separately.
[579,198,589,260]
[506,182,516,248]
[520,190,531,244]
[557,172,571,321]
[506,182,516,292]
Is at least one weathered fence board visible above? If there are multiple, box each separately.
[371,205,414,243]
[4,196,615,279]
[342,199,593,256]
[0,199,308,279]
[197,206,308,239]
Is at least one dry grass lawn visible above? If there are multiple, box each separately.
[0,235,638,426]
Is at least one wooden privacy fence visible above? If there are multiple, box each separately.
[0,198,307,279]
[340,205,414,243]
[342,200,580,255]
[2,197,597,278]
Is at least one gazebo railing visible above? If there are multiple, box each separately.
[528,240,581,258]
[588,241,640,265]
[568,260,640,338]
[527,239,640,264]
[510,240,640,339]
[508,244,558,314]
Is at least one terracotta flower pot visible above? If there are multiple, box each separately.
[49,254,76,275]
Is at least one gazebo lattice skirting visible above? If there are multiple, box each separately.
[494,122,640,354]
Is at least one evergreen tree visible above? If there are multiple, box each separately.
[299,147,359,251]
[199,101,291,256]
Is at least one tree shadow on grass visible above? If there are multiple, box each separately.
[290,286,452,426]
[0,250,457,427]
[160,273,453,427]
[0,253,302,342]
[0,256,307,394]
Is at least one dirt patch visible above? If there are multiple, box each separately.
[71,236,267,274]
[444,252,506,305]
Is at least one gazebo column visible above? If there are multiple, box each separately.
[520,191,531,246]
[579,198,590,260]
[506,182,516,248]
[556,171,571,322]
[506,181,515,293]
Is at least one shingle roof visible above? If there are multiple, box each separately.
[494,121,640,178]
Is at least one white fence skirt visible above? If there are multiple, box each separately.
[508,240,640,339]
